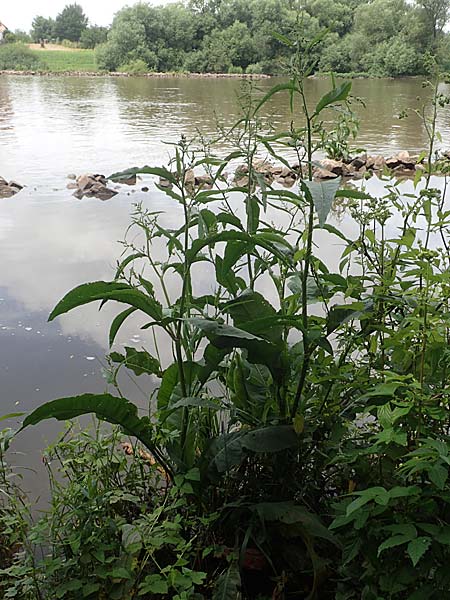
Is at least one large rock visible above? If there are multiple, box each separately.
[195,175,213,189]
[313,168,338,180]
[320,159,346,176]
[351,154,367,170]
[386,151,416,170]
[366,155,386,170]
[0,177,23,198]
[72,173,118,200]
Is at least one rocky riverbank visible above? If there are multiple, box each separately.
[0,70,270,79]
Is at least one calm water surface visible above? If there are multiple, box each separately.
[0,74,449,499]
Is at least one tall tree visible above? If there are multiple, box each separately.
[416,0,450,38]
[31,16,55,42]
[53,3,88,42]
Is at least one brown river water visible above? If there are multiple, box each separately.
[0,74,449,501]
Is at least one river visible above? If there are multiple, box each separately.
[0,74,449,500]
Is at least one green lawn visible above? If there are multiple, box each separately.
[31,49,99,72]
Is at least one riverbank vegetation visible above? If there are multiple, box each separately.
[1,25,450,598]
[0,0,448,76]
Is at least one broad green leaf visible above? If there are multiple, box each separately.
[304,178,341,227]
[212,562,241,600]
[49,281,163,323]
[314,81,352,116]
[211,432,247,473]
[171,397,219,410]
[139,574,169,595]
[407,537,432,566]
[56,580,83,597]
[436,526,450,545]
[223,290,282,345]
[157,363,179,410]
[242,425,298,453]
[20,394,155,452]
[109,567,132,579]
[190,318,281,375]
[378,534,412,556]
[346,487,388,516]
[83,583,100,597]
[388,486,421,498]
[188,231,291,265]
[428,464,448,490]
[335,189,373,200]
[215,255,245,295]
[252,502,338,544]
[223,241,248,274]
[111,347,161,377]
[327,303,365,335]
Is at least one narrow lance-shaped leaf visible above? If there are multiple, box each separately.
[109,307,137,347]
[253,82,300,115]
[313,81,352,117]
[114,252,146,280]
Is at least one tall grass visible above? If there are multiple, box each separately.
[29,49,98,72]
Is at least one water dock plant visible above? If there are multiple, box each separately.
[4,29,450,599]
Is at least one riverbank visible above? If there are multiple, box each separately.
[0,69,271,78]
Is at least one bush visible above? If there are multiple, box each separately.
[80,26,108,49]
[0,43,45,70]
[228,64,243,74]
[60,38,80,49]
[118,58,149,74]
[183,50,207,73]
[245,62,264,74]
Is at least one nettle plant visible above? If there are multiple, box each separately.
[14,34,450,599]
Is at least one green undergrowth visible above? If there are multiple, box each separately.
[29,49,98,72]
[2,28,450,600]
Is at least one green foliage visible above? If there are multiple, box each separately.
[53,3,88,43]
[31,16,55,42]
[11,24,450,599]
[29,48,97,72]
[0,426,209,599]
[25,0,450,75]
[79,25,108,49]
[3,30,32,44]
[118,58,149,74]
[0,43,45,70]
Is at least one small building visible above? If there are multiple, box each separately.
[0,22,8,43]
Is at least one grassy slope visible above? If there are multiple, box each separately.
[30,48,98,72]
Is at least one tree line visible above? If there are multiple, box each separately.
[23,0,450,75]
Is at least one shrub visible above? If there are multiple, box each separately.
[245,62,264,74]
[0,43,45,70]
[118,58,149,74]
[60,39,80,49]
[227,64,243,74]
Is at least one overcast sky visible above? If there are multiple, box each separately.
[1,1,173,32]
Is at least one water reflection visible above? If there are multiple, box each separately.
[0,78,13,133]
